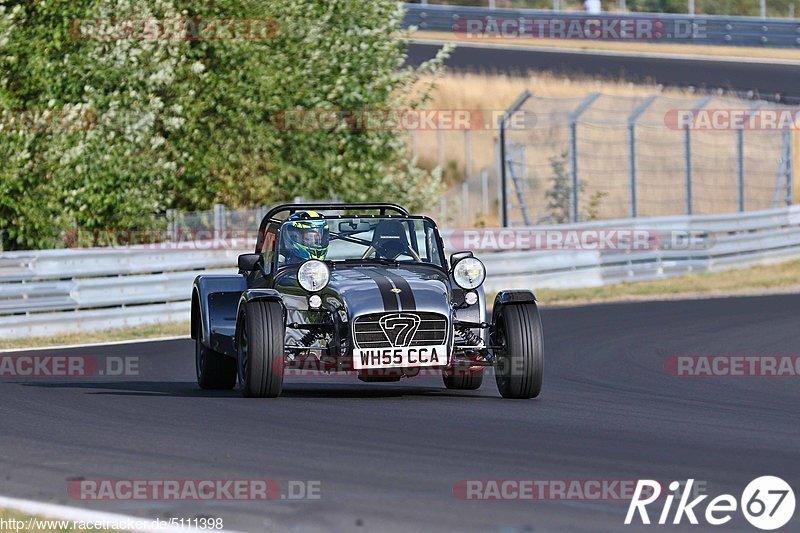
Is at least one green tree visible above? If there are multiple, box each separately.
[0,0,449,250]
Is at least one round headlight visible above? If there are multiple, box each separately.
[453,257,486,290]
[297,260,330,292]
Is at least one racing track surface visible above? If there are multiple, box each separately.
[407,41,800,104]
[1,294,799,532]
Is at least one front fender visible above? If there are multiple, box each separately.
[492,290,538,331]
[493,290,537,308]
[192,275,247,355]
[233,289,286,353]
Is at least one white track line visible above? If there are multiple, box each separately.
[409,38,800,66]
[0,335,190,354]
[0,494,241,533]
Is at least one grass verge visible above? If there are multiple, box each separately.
[0,321,189,351]
[535,259,800,306]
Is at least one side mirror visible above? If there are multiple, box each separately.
[238,253,262,274]
[449,251,474,269]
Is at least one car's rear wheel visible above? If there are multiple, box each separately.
[494,302,544,399]
[237,300,285,398]
[443,365,484,390]
[196,330,236,390]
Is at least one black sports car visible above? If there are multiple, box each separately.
[191,203,544,398]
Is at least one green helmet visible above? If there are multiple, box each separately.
[285,211,329,261]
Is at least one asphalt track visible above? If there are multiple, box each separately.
[407,41,800,104]
[1,294,799,532]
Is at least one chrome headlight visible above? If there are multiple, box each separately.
[297,260,330,292]
[453,257,486,290]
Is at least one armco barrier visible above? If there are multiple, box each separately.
[402,4,800,49]
[1,206,799,339]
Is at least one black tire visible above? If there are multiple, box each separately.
[443,365,484,390]
[196,333,237,390]
[237,300,285,398]
[494,302,544,399]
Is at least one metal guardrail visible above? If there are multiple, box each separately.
[403,4,800,48]
[470,206,800,291]
[1,206,799,338]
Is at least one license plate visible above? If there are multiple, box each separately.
[353,346,447,369]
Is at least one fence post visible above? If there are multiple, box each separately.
[481,168,490,215]
[627,96,656,218]
[788,131,794,206]
[737,103,763,212]
[776,130,794,207]
[410,130,417,161]
[465,129,472,179]
[498,90,533,227]
[736,129,745,212]
[569,93,601,223]
[437,129,445,169]
[499,119,507,226]
[462,181,470,226]
[166,209,176,242]
[684,127,693,215]
[213,203,226,238]
[684,96,713,215]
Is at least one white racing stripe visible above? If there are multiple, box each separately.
[0,336,190,354]
[0,494,242,533]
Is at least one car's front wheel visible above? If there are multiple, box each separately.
[237,300,285,398]
[493,302,544,399]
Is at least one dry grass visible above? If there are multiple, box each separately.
[411,72,799,226]
[413,70,689,183]
[535,259,800,306]
[414,31,800,61]
[0,321,189,351]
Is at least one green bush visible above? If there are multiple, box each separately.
[0,0,449,250]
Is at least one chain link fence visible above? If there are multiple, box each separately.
[491,91,796,226]
[159,92,796,232]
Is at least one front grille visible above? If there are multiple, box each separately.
[353,312,448,348]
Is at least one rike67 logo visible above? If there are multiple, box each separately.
[626,477,795,530]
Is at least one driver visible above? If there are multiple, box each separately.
[283,211,329,263]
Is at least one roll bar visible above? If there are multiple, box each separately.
[255,203,410,252]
